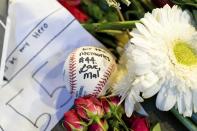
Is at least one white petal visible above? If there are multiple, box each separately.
[141,72,159,90]
[192,89,197,113]
[181,10,191,24]
[131,49,151,75]
[183,89,192,117]
[135,23,151,38]
[132,90,144,102]
[156,87,166,110]
[134,103,148,116]
[177,91,185,114]
[156,86,177,111]
[130,38,152,50]
[142,82,161,98]
[125,92,135,117]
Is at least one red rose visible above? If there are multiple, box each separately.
[152,0,174,7]
[75,96,104,121]
[109,96,121,105]
[101,96,120,115]
[63,109,86,131]
[58,0,88,23]
[88,120,109,131]
[129,115,150,131]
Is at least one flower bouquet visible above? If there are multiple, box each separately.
[63,96,149,131]
[55,0,197,131]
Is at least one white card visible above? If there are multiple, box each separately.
[0,0,101,131]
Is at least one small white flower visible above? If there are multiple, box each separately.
[113,5,197,117]
[121,0,131,6]
[106,0,131,9]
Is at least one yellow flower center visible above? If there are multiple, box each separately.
[173,41,197,66]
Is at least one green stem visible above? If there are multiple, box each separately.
[171,108,197,131]
[82,21,139,32]
[116,8,125,22]
[191,113,197,125]
[97,30,123,35]
[115,114,129,131]
[116,8,131,38]
[130,0,145,18]
[95,117,106,131]
[140,0,155,10]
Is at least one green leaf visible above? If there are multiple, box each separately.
[105,11,119,22]
[171,0,197,8]
[129,0,145,18]
[114,127,120,131]
[152,123,161,131]
[171,108,197,131]
[81,0,104,21]
[96,0,109,11]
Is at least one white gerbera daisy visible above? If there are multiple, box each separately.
[113,5,197,117]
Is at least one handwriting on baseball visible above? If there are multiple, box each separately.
[79,47,110,62]
[79,57,100,79]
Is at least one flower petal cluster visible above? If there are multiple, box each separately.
[113,5,197,117]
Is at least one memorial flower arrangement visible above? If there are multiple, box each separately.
[58,0,197,131]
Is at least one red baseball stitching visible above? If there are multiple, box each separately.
[92,63,115,96]
[69,51,77,94]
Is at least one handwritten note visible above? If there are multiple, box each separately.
[0,0,101,131]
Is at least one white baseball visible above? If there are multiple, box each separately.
[63,46,116,97]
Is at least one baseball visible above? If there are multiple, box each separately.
[63,46,117,97]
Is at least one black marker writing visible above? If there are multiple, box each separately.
[5,89,51,131]
[79,56,101,79]
[32,23,48,39]
[79,64,100,74]
[79,52,110,61]
[9,57,17,65]
[79,57,96,64]
[82,47,92,51]
[19,42,30,53]
[79,64,100,79]
[95,48,106,53]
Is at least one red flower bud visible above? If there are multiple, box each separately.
[101,96,120,114]
[64,109,86,131]
[88,120,109,131]
[75,96,104,121]
[109,96,121,105]
[129,115,150,131]
[151,0,173,7]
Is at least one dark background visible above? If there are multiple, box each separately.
[0,1,188,131]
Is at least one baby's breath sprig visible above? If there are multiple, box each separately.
[106,0,131,9]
